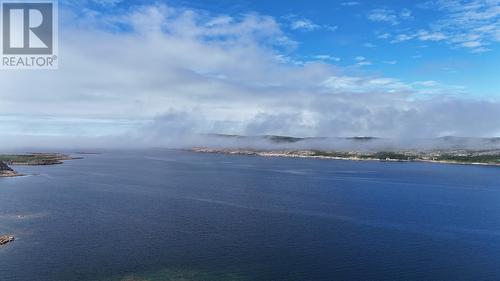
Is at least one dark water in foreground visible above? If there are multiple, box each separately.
[1,150,500,281]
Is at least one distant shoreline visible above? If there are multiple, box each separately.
[191,148,500,167]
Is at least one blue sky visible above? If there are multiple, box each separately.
[63,0,500,97]
[1,0,499,146]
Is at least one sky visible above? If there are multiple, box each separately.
[0,0,499,147]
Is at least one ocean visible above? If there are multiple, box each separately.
[1,149,500,281]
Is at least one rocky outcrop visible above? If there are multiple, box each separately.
[0,161,19,177]
[0,161,13,171]
[0,235,15,245]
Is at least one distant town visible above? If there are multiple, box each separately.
[192,135,500,166]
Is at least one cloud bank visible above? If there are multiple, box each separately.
[0,3,499,149]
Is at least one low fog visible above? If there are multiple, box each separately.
[2,132,500,154]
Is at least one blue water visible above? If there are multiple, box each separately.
[1,150,500,281]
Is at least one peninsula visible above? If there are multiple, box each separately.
[0,153,81,177]
[0,153,80,166]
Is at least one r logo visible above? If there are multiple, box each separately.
[2,2,53,54]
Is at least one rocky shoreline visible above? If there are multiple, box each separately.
[0,161,21,177]
[0,235,15,246]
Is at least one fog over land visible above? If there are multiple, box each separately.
[2,133,500,154]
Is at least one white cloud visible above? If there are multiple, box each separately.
[461,40,482,48]
[415,30,447,41]
[368,8,399,25]
[290,18,320,31]
[376,32,391,39]
[286,15,338,32]
[413,80,439,87]
[368,8,412,25]
[340,1,361,6]
[64,0,124,8]
[389,0,500,52]
[322,76,425,93]
[322,76,361,91]
[325,25,339,32]
[313,55,341,62]
[391,34,414,43]
[354,56,372,66]
[0,3,498,144]
[357,61,373,66]
[93,0,122,6]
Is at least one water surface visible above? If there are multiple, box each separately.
[1,150,500,281]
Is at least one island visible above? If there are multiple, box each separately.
[0,235,14,246]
